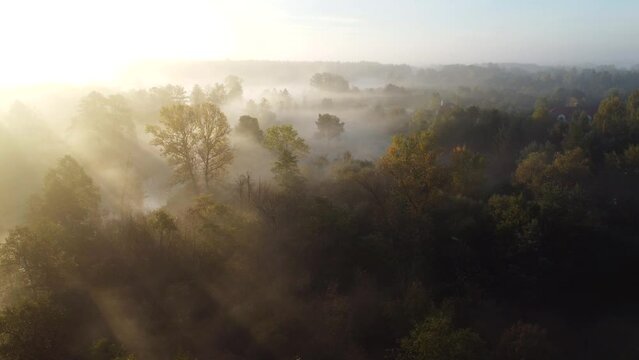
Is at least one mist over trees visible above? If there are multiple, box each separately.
[146,103,232,192]
[315,113,344,140]
[2,61,639,359]
[263,124,309,188]
[235,115,263,142]
[310,72,350,92]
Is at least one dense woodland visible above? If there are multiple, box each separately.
[1,63,639,359]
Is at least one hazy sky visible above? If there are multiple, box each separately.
[0,0,638,85]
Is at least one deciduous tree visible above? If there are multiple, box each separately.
[147,103,232,192]
[263,125,308,188]
[315,113,345,140]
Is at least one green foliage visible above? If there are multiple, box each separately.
[0,295,70,360]
[235,115,263,141]
[488,194,541,262]
[409,109,434,131]
[379,131,484,215]
[397,312,487,360]
[263,124,309,155]
[148,209,178,243]
[379,131,446,215]
[532,98,549,121]
[593,95,627,135]
[562,112,593,150]
[606,143,639,175]
[1,225,68,288]
[310,72,350,92]
[514,148,590,193]
[263,125,309,188]
[5,81,639,360]
[315,113,345,140]
[489,194,532,236]
[147,102,232,191]
[29,156,100,230]
[1,157,100,289]
[627,90,639,129]
[188,195,245,240]
[449,146,485,196]
[147,104,199,187]
[76,92,135,140]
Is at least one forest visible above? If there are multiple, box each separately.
[1,62,639,359]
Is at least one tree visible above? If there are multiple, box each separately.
[496,322,555,360]
[429,92,443,111]
[1,226,68,289]
[190,85,207,105]
[488,194,541,264]
[532,98,549,121]
[207,84,227,105]
[194,103,233,191]
[0,296,70,360]
[514,148,590,193]
[626,90,639,131]
[29,156,100,230]
[263,125,309,187]
[235,115,263,142]
[74,92,136,152]
[259,98,277,124]
[165,85,188,103]
[244,99,259,117]
[449,146,485,196]
[148,209,178,246]
[1,157,100,290]
[607,144,639,175]
[379,131,447,215]
[310,73,350,92]
[315,113,345,140]
[147,103,232,192]
[410,109,434,131]
[397,312,486,360]
[224,75,243,101]
[593,95,627,135]
[147,104,199,189]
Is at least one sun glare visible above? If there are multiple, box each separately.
[0,0,234,86]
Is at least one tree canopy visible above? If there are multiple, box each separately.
[146,102,232,192]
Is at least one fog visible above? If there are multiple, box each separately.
[0,62,415,230]
[2,1,639,358]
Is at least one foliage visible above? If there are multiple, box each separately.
[0,295,70,360]
[310,72,350,92]
[4,80,639,360]
[379,131,447,215]
[235,115,263,141]
[496,322,554,360]
[147,102,232,192]
[263,125,309,188]
[224,75,244,101]
[397,312,487,360]
[29,156,100,230]
[315,113,345,140]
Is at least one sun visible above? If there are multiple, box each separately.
[0,0,235,87]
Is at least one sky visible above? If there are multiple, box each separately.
[0,0,638,85]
